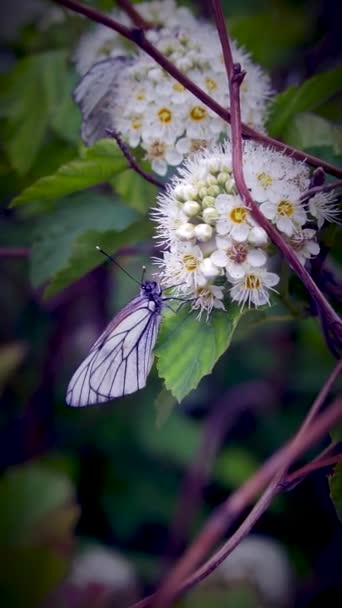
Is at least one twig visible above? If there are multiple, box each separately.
[0,247,30,257]
[210,0,342,356]
[131,392,342,608]
[52,0,342,179]
[300,179,342,201]
[142,357,342,607]
[117,0,151,29]
[106,129,165,190]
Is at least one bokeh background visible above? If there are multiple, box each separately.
[0,1,341,607]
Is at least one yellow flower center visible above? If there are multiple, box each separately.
[173,82,185,92]
[190,106,208,121]
[278,200,294,216]
[183,254,198,272]
[245,274,261,290]
[135,90,145,101]
[230,207,247,223]
[257,172,273,188]
[158,108,172,123]
[131,116,142,130]
[205,77,217,91]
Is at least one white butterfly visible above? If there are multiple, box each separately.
[66,279,163,407]
[73,56,131,146]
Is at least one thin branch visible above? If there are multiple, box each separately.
[300,179,342,201]
[131,392,342,608]
[285,451,342,486]
[52,0,342,179]
[117,0,151,29]
[210,0,342,356]
[0,247,30,257]
[106,129,165,190]
[141,357,342,607]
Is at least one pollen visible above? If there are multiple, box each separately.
[135,90,146,101]
[183,254,198,271]
[190,106,208,121]
[257,172,273,188]
[230,207,247,223]
[131,116,142,129]
[158,108,172,123]
[245,274,261,290]
[278,200,294,216]
[205,78,217,91]
[190,139,207,152]
[146,140,166,159]
[173,82,185,92]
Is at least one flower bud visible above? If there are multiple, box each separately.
[194,223,213,241]
[202,195,216,208]
[207,185,220,197]
[175,222,195,241]
[206,174,217,186]
[203,207,218,224]
[217,171,230,185]
[200,258,221,278]
[183,184,198,200]
[198,187,208,198]
[225,178,235,193]
[248,226,268,246]
[183,200,201,217]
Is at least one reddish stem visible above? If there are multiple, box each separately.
[211,0,342,355]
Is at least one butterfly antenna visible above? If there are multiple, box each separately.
[140,265,147,284]
[96,246,141,285]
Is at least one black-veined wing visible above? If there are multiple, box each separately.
[73,56,131,146]
[66,293,161,407]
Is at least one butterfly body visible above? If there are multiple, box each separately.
[66,281,163,407]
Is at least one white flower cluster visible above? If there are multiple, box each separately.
[73,0,272,174]
[74,0,197,76]
[153,141,339,317]
[112,23,272,175]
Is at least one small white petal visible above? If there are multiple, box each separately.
[247,248,267,267]
[199,258,221,278]
[211,249,229,267]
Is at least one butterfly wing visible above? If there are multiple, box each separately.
[66,295,161,407]
[73,57,130,145]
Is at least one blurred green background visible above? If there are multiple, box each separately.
[0,0,341,606]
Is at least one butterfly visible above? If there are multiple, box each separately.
[73,56,131,146]
[66,277,164,407]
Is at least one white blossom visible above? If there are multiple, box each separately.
[308,191,341,228]
[153,140,336,317]
[230,269,280,308]
[74,3,273,174]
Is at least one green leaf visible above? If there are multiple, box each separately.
[0,463,75,546]
[283,112,342,153]
[0,547,68,608]
[11,139,127,206]
[155,306,242,402]
[29,192,142,296]
[329,463,342,523]
[215,446,259,489]
[229,4,314,69]
[114,168,158,213]
[267,66,342,137]
[0,51,71,175]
